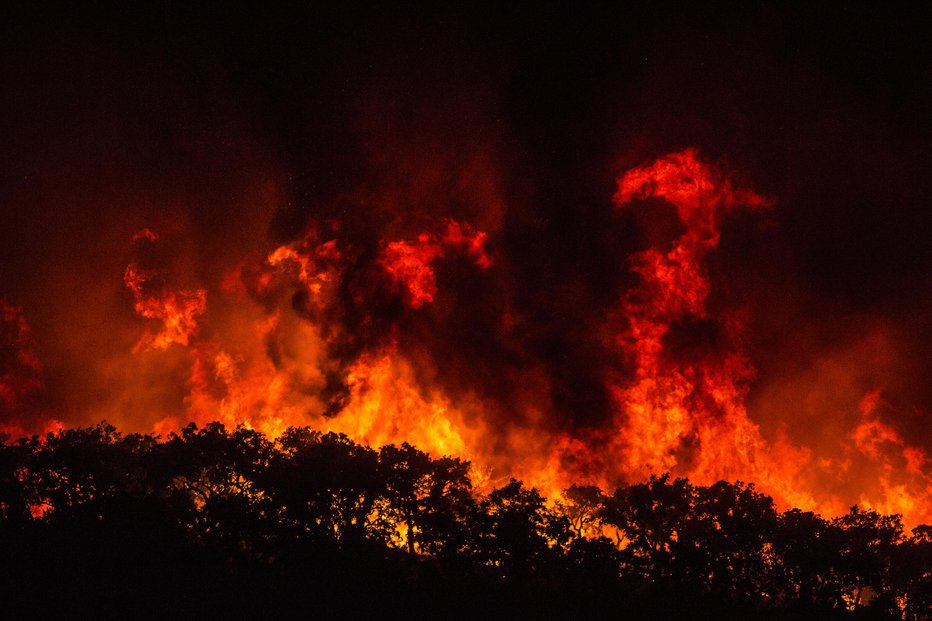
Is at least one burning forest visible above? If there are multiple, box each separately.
[3,144,929,529]
[2,4,931,619]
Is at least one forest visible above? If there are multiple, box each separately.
[0,422,928,620]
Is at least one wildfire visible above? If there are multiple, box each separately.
[2,151,929,528]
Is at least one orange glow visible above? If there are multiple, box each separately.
[0,300,42,414]
[332,351,476,460]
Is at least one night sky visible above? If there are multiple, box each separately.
[2,4,931,457]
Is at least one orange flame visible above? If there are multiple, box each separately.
[124,262,207,351]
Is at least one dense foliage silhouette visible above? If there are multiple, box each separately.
[0,423,928,619]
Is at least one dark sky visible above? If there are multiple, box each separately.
[1,3,931,449]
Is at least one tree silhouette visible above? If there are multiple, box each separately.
[602,474,695,581]
[0,421,927,620]
[0,438,32,524]
[773,507,842,611]
[377,442,474,555]
[477,478,568,578]
[893,524,932,621]
[264,428,383,546]
[558,484,606,540]
[686,480,779,602]
[831,505,905,611]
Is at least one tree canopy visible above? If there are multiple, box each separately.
[0,422,928,620]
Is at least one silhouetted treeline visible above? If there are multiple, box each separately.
[0,423,929,620]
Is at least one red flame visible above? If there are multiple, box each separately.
[609,149,772,480]
[381,220,492,308]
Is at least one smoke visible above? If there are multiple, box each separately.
[0,301,42,431]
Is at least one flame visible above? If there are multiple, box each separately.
[333,351,475,459]
[608,149,772,482]
[267,232,342,296]
[849,393,931,519]
[124,262,207,351]
[600,150,930,524]
[380,219,492,308]
[4,151,928,528]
